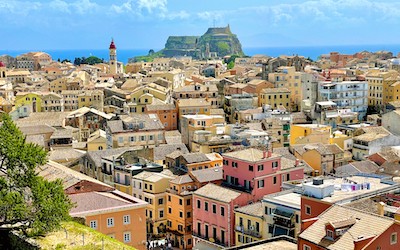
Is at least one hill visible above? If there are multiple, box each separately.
[129,25,244,62]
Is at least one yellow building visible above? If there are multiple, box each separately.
[126,84,169,114]
[330,132,352,151]
[179,114,225,150]
[87,130,107,151]
[166,175,195,249]
[177,98,212,121]
[149,69,185,90]
[289,124,331,146]
[15,92,43,112]
[366,70,399,110]
[41,92,64,112]
[234,202,265,245]
[259,87,291,110]
[268,66,302,110]
[78,90,104,111]
[143,173,175,237]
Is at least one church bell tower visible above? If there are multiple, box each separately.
[109,39,117,74]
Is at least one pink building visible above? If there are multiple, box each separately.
[223,148,304,201]
[192,183,251,249]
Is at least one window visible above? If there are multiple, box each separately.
[168,195,171,202]
[197,199,201,209]
[249,165,253,171]
[179,211,183,218]
[391,233,397,245]
[205,202,209,211]
[107,217,114,227]
[158,198,163,205]
[273,176,277,184]
[186,199,191,206]
[123,232,131,243]
[258,179,264,188]
[178,224,183,232]
[167,220,172,227]
[90,220,97,229]
[168,207,172,214]
[272,161,278,169]
[221,206,225,216]
[123,215,130,225]
[303,244,311,250]
[212,204,217,214]
[258,164,264,171]
[186,211,191,218]
[232,162,238,168]
[179,199,183,205]
[326,229,334,239]
[305,205,311,215]
[118,137,123,143]
[129,136,136,142]
[159,210,164,218]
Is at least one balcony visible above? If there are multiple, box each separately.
[235,225,262,238]
[192,232,228,248]
[222,182,252,193]
[272,209,295,229]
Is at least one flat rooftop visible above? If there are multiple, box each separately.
[302,176,396,204]
[263,191,302,210]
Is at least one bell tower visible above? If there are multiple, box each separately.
[0,61,6,79]
[109,39,117,74]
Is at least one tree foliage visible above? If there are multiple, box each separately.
[224,54,240,69]
[0,114,73,236]
[74,56,103,66]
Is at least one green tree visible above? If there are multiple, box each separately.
[227,61,235,69]
[216,42,230,56]
[0,114,73,236]
[84,56,103,65]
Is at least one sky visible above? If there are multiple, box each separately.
[1,0,400,50]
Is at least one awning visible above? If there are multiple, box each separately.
[273,209,294,220]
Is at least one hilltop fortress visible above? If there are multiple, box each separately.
[160,25,244,58]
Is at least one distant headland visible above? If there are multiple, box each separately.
[130,25,244,62]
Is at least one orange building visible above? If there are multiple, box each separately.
[39,161,148,250]
[145,103,178,131]
[166,167,224,249]
[166,175,195,249]
[69,191,147,249]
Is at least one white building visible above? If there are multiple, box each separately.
[319,80,368,120]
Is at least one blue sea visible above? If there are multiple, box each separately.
[1,44,400,64]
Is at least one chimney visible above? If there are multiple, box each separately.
[295,158,300,166]
[377,202,385,216]
[263,150,267,159]
[267,150,272,158]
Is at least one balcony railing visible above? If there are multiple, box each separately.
[234,225,262,238]
[222,182,252,193]
[192,232,228,247]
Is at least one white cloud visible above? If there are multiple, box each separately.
[159,10,189,20]
[72,0,99,15]
[137,0,167,13]
[111,0,134,14]
[49,0,70,13]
